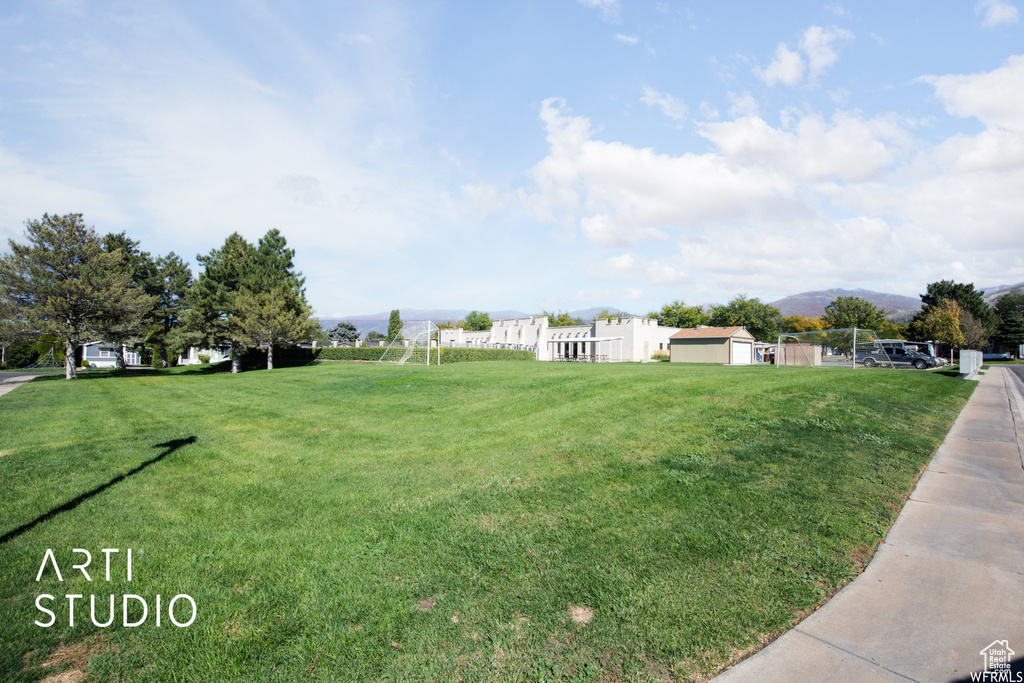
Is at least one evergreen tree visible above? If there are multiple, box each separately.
[230,288,319,370]
[99,232,160,369]
[995,293,1024,349]
[0,295,32,369]
[180,230,313,373]
[327,321,359,343]
[0,213,143,379]
[179,232,256,373]
[150,253,193,367]
[387,309,403,342]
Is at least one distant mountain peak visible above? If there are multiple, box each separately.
[769,288,921,319]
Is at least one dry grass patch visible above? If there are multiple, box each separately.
[569,605,594,625]
[22,633,115,683]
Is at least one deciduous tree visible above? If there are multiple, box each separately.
[780,315,824,333]
[911,280,997,338]
[651,300,709,328]
[708,296,780,342]
[462,310,492,331]
[541,310,584,327]
[821,296,888,332]
[922,299,965,350]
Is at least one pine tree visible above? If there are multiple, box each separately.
[0,214,145,379]
[230,288,319,369]
[98,232,159,369]
[180,230,314,373]
[150,253,193,367]
[995,293,1024,349]
[327,321,359,344]
[179,232,256,373]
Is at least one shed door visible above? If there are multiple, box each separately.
[732,341,752,365]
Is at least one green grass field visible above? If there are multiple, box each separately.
[0,362,974,682]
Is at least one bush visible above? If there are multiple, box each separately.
[228,345,536,371]
[651,350,670,362]
[81,359,90,368]
[198,354,211,364]
[4,343,38,369]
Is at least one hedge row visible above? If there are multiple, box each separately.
[315,346,535,363]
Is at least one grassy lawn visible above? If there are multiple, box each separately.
[0,362,974,682]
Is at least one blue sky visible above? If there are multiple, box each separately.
[2,1,1023,317]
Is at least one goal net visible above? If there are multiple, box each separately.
[376,320,440,365]
[776,328,894,368]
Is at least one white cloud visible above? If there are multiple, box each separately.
[920,55,1024,131]
[521,98,802,249]
[756,25,853,87]
[727,92,760,118]
[576,0,620,22]
[697,110,907,183]
[825,3,848,17]
[976,0,1019,27]
[756,42,805,86]
[520,53,1024,298]
[640,86,688,123]
[799,25,854,80]
[614,34,638,45]
[699,102,720,120]
[590,253,692,286]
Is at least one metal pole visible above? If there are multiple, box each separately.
[775,335,780,368]
[852,328,857,369]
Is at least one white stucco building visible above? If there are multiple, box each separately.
[437,315,680,362]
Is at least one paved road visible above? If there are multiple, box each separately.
[714,366,1024,683]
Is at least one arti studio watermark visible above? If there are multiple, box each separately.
[33,548,196,628]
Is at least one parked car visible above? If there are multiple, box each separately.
[858,345,941,369]
[982,352,1014,361]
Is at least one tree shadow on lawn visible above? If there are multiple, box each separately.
[0,436,198,545]
[32,364,231,382]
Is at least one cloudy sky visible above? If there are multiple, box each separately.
[2,0,1023,317]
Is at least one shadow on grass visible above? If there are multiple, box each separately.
[0,436,197,545]
[32,364,232,382]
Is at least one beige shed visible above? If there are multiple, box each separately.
[668,326,757,364]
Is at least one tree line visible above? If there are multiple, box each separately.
[0,213,318,379]
[648,282,1024,352]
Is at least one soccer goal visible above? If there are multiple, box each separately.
[776,328,893,368]
[376,320,440,365]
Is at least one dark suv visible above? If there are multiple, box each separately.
[859,345,940,369]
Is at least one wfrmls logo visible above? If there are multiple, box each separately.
[972,640,1021,683]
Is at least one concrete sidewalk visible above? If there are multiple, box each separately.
[713,366,1024,683]
[0,373,47,398]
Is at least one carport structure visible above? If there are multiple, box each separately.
[547,336,624,362]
